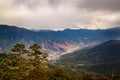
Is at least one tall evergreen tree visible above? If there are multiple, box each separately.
[28,44,48,67]
[11,44,27,56]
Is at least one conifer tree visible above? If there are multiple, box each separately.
[28,44,48,67]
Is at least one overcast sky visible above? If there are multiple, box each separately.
[0,0,120,30]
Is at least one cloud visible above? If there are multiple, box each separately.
[79,0,120,12]
[0,0,120,30]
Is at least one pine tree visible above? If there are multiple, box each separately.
[28,44,48,68]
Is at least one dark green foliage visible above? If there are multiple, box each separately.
[0,43,72,80]
[28,67,49,80]
[0,53,120,80]
[87,63,120,75]
[28,44,48,68]
[11,44,26,54]
[48,67,71,80]
[0,54,28,80]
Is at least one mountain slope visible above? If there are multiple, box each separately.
[0,25,36,51]
[57,40,120,74]
[58,40,120,63]
[0,25,120,60]
[0,25,79,60]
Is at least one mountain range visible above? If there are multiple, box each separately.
[0,25,120,60]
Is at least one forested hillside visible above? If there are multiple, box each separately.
[57,40,120,75]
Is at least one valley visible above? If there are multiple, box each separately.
[0,25,120,60]
[0,25,120,79]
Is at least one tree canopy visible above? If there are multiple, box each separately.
[0,43,72,80]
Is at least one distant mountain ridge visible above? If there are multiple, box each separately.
[0,25,120,60]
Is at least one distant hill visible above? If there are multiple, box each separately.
[57,40,120,74]
[58,40,120,63]
[0,25,120,60]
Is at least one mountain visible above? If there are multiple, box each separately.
[0,25,36,51]
[0,25,120,60]
[58,40,120,63]
[57,40,120,74]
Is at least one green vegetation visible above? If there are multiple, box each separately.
[56,40,120,75]
[0,43,120,80]
[0,43,72,80]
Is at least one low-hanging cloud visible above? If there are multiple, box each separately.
[79,0,120,12]
[0,0,120,30]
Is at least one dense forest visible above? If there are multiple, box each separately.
[0,43,120,80]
